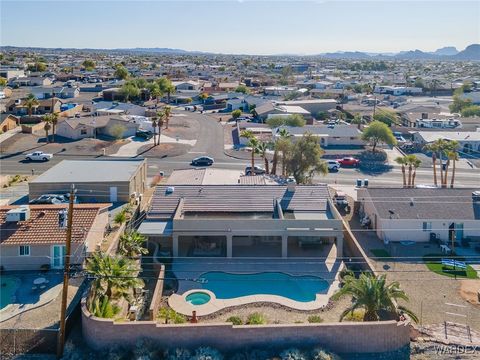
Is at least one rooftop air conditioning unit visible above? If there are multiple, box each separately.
[6,206,30,222]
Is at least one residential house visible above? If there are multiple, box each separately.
[412,130,480,154]
[32,86,80,100]
[268,105,313,123]
[264,86,298,96]
[0,204,110,271]
[55,115,139,140]
[7,98,62,116]
[274,124,364,147]
[93,101,147,116]
[172,80,201,91]
[275,99,337,115]
[29,160,147,203]
[11,76,52,87]
[0,68,25,81]
[0,114,19,132]
[138,184,344,258]
[358,188,480,243]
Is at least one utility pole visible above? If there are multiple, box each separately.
[56,184,75,359]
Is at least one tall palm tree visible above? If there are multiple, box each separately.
[149,84,163,109]
[443,140,459,188]
[163,105,172,129]
[151,116,158,146]
[257,142,270,174]
[448,148,459,188]
[407,155,421,188]
[272,128,290,175]
[86,252,144,309]
[276,137,292,177]
[247,138,260,175]
[50,112,58,142]
[332,273,418,323]
[394,156,408,188]
[118,231,148,258]
[424,139,448,188]
[24,94,39,117]
[351,113,363,130]
[156,110,166,146]
[42,114,53,143]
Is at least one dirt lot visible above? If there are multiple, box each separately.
[0,133,126,156]
[137,143,192,158]
[162,114,200,141]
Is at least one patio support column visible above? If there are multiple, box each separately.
[172,235,179,257]
[282,235,288,258]
[336,234,343,258]
[226,235,232,258]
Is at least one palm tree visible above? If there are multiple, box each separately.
[247,138,260,175]
[149,84,163,109]
[156,109,166,146]
[351,113,363,130]
[42,114,53,143]
[86,252,144,310]
[276,137,292,177]
[151,117,158,146]
[272,128,290,175]
[424,139,448,187]
[406,155,421,188]
[163,106,172,129]
[394,156,408,188]
[332,273,418,323]
[24,94,39,117]
[257,142,270,174]
[118,231,148,258]
[50,112,58,142]
[448,149,459,188]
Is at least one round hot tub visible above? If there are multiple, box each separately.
[185,291,211,305]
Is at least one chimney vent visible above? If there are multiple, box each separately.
[286,176,296,192]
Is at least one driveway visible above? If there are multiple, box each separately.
[110,134,196,157]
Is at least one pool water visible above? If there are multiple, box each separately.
[186,292,211,305]
[1,276,19,309]
[198,272,329,302]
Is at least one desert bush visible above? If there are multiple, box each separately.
[114,211,127,225]
[226,316,243,325]
[342,308,365,322]
[158,307,186,324]
[246,312,266,325]
[280,348,308,360]
[307,315,323,323]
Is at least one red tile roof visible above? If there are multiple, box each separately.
[0,204,110,246]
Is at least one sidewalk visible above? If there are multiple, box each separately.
[110,135,196,157]
[0,128,21,144]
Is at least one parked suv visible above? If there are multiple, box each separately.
[327,160,340,172]
[245,165,266,175]
[135,130,153,140]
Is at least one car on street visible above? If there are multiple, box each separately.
[25,151,53,162]
[337,157,360,167]
[135,130,153,140]
[326,160,340,172]
[191,156,214,166]
[245,165,266,175]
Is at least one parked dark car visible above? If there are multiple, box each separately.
[191,156,214,166]
[136,130,153,140]
[245,165,266,175]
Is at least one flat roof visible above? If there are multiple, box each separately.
[31,160,145,184]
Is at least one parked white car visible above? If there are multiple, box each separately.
[327,160,340,172]
[25,151,53,162]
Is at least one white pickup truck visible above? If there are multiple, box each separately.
[25,151,53,162]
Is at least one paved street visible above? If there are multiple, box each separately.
[1,111,479,189]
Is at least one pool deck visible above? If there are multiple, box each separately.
[168,258,343,316]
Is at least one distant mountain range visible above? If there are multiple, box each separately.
[320,44,479,61]
[1,44,479,60]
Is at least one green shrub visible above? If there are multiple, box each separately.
[343,309,365,322]
[307,315,323,323]
[158,307,186,324]
[114,211,127,225]
[226,316,243,325]
[246,312,266,325]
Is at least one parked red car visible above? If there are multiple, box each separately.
[337,157,360,167]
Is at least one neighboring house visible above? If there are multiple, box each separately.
[93,101,146,116]
[412,130,480,154]
[374,86,423,96]
[461,91,480,105]
[268,105,312,122]
[29,160,147,203]
[358,188,480,243]
[0,86,13,98]
[415,118,462,129]
[264,86,298,96]
[0,114,19,132]
[166,169,278,185]
[0,204,110,271]
[138,184,344,258]
[7,98,62,116]
[32,86,80,99]
[55,115,139,140]
[11,76,52,87]
[0,68,25,81]
[274,124,364,147]
[173,80,200,91]
[236,120,273,145]
[274,99,337,115]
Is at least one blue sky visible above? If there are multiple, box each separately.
[1,1,479,54]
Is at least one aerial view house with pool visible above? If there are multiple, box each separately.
[138,183,344,315]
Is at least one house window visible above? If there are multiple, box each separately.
[80,129,87,135]
[422,222,432,232]
[19,245,30,256]
[44,106,51,111]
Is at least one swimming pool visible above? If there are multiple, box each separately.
[1,276,19,310]
[197,271,329,302]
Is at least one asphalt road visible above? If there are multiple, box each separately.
[1,110,479,188]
